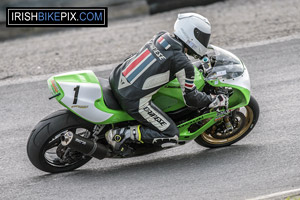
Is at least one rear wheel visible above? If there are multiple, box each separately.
[194,95,259,148]
[27,110,95,173]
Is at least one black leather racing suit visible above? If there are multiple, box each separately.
[109,31,213,143]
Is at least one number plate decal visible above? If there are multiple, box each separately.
[57,81,112,123]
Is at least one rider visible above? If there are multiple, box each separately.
[106,13,228,151]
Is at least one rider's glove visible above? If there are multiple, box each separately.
[209,94,228,108]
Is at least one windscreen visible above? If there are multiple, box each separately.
[206,45,244,80]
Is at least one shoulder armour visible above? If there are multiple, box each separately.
[162,32,183,51]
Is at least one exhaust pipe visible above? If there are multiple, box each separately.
[61,131,107,160]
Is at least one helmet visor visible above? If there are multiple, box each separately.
[194,28,210,48]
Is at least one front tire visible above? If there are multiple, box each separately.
[194,95,259,148]
[27,110,95,173]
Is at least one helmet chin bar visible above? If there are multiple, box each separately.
[176,34,202,59]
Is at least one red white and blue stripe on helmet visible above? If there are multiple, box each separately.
[122,48,157,83]
[185,78,195,90]
[157,36,171,50]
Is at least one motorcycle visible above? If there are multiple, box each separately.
[27,45,259,173]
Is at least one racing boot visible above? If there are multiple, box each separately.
[105,125,143,152]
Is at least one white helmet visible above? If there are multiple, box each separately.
[174,13,211,56]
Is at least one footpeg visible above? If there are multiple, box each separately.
[152,135,178,148]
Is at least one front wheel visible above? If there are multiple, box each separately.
[194,95,259,148]
[27,110,95,173]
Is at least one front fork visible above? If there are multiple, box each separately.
[223,100,234,133]
[216,87,234,133]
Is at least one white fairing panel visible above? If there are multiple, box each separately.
[58,81,113,123]
[219,66,251,91]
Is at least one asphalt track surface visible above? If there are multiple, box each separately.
[1,38,300,200]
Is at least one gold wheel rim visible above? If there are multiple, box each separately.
[201,106,254,145]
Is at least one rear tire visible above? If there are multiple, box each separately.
[194,95,259,148]
[27,110,94,173]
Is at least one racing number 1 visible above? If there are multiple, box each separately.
[73,85,80,104]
